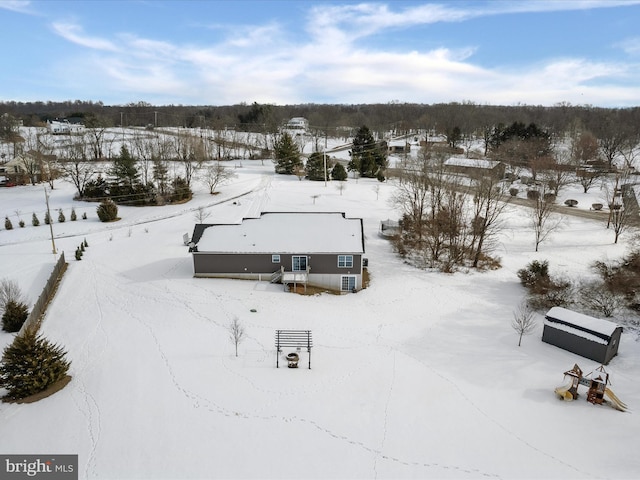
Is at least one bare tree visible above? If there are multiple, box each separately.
[580,282,623,318]
[529,185,563,252]
[390,149,432,242]
[0,278,25,312]
[172,131,205,188]
[194,205,211,224]
[604,173,630,243]
[227,317,246,357]
[511,301,536,346]
[203,162,237,195]
[469,174,509,268]
[84,114,111,160]
[131,131,157,185]
[58,135,96,198]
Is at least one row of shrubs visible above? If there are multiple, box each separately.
[518,256,640,327]
[0,278,70,401]
[4,209,88,230]
[2,199,119,231]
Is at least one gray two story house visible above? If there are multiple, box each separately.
[190,212,365,292]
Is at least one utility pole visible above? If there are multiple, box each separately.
[44,185,57,255]
[323,149,327,187]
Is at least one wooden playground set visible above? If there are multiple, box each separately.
[555,364,627,412]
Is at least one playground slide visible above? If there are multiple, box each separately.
[604,388,628,412]
[554,383,575,401]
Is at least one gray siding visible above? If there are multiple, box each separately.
[193,252,362,275]
[541,325,623,365]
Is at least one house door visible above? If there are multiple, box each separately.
[341,275,356,292]
[292,256,307,271]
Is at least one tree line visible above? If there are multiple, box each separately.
[3,100,640,141]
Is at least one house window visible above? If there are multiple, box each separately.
[341,276,356,292]
[292,256,307,271]
[272,254,280,263]
[338,255,353,268]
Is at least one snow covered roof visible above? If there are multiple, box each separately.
[545,307,621,340]
[194,212,364,254]
[445,157,501,169]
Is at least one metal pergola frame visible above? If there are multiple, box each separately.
[275,330,313,369]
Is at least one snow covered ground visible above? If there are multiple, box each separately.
[0,162,639,479]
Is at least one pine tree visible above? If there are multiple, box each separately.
[97,199,118,222]
[32,213,40,226]
[44,211,51,225]
[70,208,77,221]
[305,152,329,181]
[1,300,29,333]
[75,248,82,260]
[0,327,71,401]
[4,216,13,230]
[273,132,302,175]
[83,238,89,248]
[19,219,25,228]
[58,209,66,223]
[82,212,87,220]
[348,125,388,178]
[109,145,141,197]
[331,162,348,181]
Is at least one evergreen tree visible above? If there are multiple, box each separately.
[331,162,348,181]
[32,213,40,227]
[305,152,329,181]
[0,327,71,401]
[152,160,170,198]
[75,248,82,260]
[58,209,66,223]
[4,216,12,230]
[96,199,118,222]
[170,176,192,202]
[83,238,89,248]
[273,132,302,175]
[348,125,388,178]
[1,300,29,333]
[70,208,77,221]
[44,211,51,225]
[82,212,87,220]
[109,145,141,201]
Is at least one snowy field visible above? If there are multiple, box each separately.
[0,161,639,479]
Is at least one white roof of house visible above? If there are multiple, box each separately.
[196,212,364,254]
[445,157,501,169]
[545,307,621,338]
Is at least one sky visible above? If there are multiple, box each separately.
[1,0,640,107]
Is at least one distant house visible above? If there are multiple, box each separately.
[284,117,309,133]
[3,151,55,185]
[47,120,84,135]
[387,140,410,154]
[542,307,623,365]
[190,212,365,292]
[444,157,506,178]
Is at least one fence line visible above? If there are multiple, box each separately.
[18,252,67,336]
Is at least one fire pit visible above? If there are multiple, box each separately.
[286,352,299,368]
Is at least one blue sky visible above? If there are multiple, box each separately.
[1,0,640,107]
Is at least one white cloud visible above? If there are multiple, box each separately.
[37,1,640,106]
[617,37,640,55]
[0,0,34,14]
[51,22,119,51]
